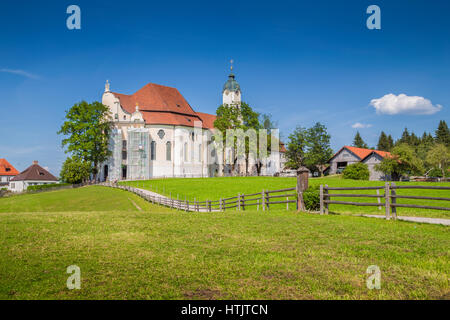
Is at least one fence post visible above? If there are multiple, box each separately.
[262,190,265,211]
[220,198,222,211]
[208,200,211,212]
[238,193,241,211]
[320,185,324,215]
[265,190,270,211]
[296,167,309,212]
[385,182,390,220]
[257,199,259,211]
[376,189,381,211]
[391,182,397,220]
[242,194,245,211]
[324,184,329,214]
[286,194,289,210]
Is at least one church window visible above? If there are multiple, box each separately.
[158,129,165,140]
[150,141,156,160]
[123,115,126,120]
[115,114,118,120]
[191,132,195,141]
[122,150,127,160]
[166,141,171,161]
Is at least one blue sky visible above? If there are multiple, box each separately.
[0,0,449,174]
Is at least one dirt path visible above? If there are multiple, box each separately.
[363,214,450,226]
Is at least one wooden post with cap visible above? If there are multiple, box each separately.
[296,166,309,212]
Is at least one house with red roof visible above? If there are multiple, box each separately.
[327,146,392,180]
[0,158,19,187]
[100,66,285,180]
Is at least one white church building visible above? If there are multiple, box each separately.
[99,68,285,181]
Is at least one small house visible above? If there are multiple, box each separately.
[0,158,19,188]
[9,161,58,192]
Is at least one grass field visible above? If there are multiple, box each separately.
[122,176,450,219]
[0,186,448,299]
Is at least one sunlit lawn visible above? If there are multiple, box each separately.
[0,186,448,299]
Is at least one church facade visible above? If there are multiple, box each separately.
[99,70,285,181]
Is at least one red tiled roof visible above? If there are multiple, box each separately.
[111,83,216,129]
[0,158,19,176]
[196,112,217,129]
[331,146,391,161]
[11,162,58,182]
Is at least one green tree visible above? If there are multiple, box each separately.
[353,131,368,149]
[426,144,450,178]
[377,131,390,151]
[397,128,411,145]
[60,156,92,184]
[214,102,264,175]
[304,122,333,176]
[387,134,394,151]
[375,144,424,180]
[435,120,450,147]
[58,101,112,181]
[286,126,307,169]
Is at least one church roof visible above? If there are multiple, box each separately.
[110,83,216,129]
[222,73,241,93]
[0,159,19,176]
[11,161,58,182]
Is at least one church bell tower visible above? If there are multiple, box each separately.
[222,60,241,107]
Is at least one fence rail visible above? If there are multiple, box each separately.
[101,180,450,219]
[320,182,450,219]
[104,182,299,213]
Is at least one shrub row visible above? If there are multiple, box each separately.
[27,183,71,192]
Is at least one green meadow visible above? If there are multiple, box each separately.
[122,176,450,219]
[0,185,448,299]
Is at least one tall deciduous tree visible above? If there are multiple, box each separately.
[353,131,368,149]
[286,126,307,169]
[426,144,449,178]
[304,122,333,176]
[375,143,424,180]
[58,101,112,181]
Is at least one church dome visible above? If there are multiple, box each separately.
[223,73,241,93]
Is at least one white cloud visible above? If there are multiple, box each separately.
[0,68,40,79]
[352,122,372,129]
[370,93,442,115]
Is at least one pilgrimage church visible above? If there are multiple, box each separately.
[100,67,285,181]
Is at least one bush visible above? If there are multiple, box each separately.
[343,163,370,180]
[27,183,70,192]
[303,185,320,211]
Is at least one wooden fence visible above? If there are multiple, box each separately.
[106,182,299,212]
[320,182,450,219]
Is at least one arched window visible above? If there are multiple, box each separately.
[184,142,188,162]
[150,141,156,160]
[166,141,171,161]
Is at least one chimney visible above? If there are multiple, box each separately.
[33,160,38,165]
